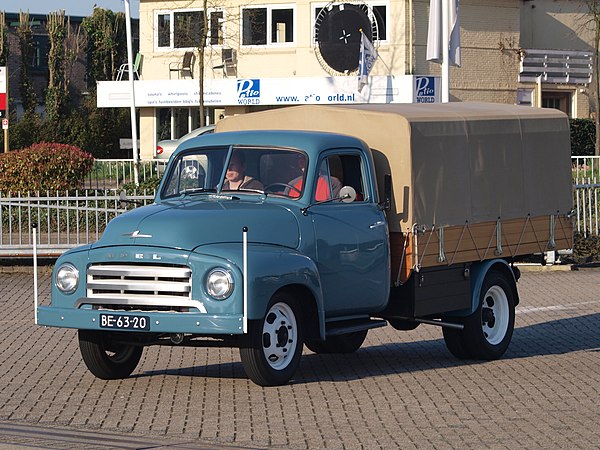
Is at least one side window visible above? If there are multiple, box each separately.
[318,154,366,202]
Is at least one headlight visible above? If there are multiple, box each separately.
[205,268,234,300]
[55,263,79,294]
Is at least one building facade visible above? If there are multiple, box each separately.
[97,0,596,159]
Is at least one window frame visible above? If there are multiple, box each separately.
[315,150,370,204]
[311,1,389,45]
[154,8,226,51]
[240,4,297,47]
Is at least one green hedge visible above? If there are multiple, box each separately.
[0,142,94,192]
[570,118,596,156]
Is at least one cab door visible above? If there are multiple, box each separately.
[310,151,390,316]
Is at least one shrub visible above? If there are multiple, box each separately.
[570,118,595,156]
[121,175,162,194]
[0,142,94,193]
[563,232,600,265]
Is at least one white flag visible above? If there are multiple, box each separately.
[426,0,461,67]
[358,30,378,92]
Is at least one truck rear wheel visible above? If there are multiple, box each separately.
[78,330,143,379]
[240,292,304,386]
[305,330,367,354]
[443,270,515,360]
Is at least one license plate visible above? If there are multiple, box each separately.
[99,313,150,330]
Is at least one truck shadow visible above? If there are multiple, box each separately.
[138,313,600,384]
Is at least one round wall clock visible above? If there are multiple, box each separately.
[314,1,379,75]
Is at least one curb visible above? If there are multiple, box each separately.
[514,263,573,272]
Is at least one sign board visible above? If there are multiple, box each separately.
[97,75,441,108]
[2,118,7,130]
[0,67,6,118]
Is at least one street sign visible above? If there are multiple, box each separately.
[2,118,7,130]
[0,67,6,121]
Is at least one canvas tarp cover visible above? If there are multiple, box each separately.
[216,103,572,233]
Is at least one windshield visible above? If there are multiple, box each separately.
[161,145,308,199]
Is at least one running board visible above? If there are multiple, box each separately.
[325,319,387,337]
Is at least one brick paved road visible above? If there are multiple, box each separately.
[1,267,599,449]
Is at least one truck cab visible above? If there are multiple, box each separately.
[39,130,390,386]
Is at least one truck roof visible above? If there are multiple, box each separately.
[176,129,367,157]
[216,103,572,233]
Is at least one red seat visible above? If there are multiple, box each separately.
[289,177,331,201]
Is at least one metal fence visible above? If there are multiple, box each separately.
[0,156,599,258]
[0,190,155,257]
[572,156,600,237]
[83,159,168,190]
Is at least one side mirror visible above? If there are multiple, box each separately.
[339,186,357,203]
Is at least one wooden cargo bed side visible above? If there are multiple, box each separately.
[390,214,573,282]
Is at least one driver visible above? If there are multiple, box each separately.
[222,153,263,190]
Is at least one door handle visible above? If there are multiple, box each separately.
[369,220,385,229]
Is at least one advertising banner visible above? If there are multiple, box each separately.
[98,75,440,108]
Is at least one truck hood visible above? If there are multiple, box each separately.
[93,199,299,250]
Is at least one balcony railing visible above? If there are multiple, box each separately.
[519,49,593,85]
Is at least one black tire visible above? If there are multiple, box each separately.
[442,325,471,359]
[78,330,143,380]
[239,291,304,386]
[305,330,368,354]
[443,270,515,360]
[447,270,516,361]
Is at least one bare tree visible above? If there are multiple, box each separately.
[158,1,242,129]
[18,11,37,115]
[46,10,86,121]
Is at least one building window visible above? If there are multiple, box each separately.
[156,9,224,50]
[31,35,49,71]
[242,6,295,46]
[542,91,572,117]
[312,2,388,43]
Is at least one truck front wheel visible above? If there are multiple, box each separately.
[240,292,304,386]
[443,270,515,360]
[78,330,143,379]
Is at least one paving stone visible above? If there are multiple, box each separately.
[0,269,599,448]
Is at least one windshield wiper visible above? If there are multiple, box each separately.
[180,187,217,195]
[222,188,266,195]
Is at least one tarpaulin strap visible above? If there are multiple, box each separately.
[449,221,468,266]
[417,225,435,271]
[548,214,557,249]
[513,214,532,256]
[482,218,500,261]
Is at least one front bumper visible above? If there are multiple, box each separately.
[37,306,245,335]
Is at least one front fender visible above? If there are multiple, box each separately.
[196,243,326,338]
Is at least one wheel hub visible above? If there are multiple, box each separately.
[481,286,510,345]
[482,305,496,328]
[261,302,298,370]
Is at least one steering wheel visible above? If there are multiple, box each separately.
[264,182,302,195]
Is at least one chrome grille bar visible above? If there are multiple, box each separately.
[86,263,192,306]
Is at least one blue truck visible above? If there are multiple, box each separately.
[37,103,573,386]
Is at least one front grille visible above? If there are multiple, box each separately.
[85,263,195,311]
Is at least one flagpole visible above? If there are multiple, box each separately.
[442,0,449,102]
